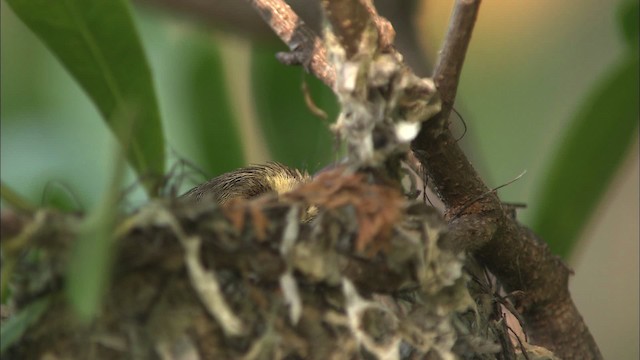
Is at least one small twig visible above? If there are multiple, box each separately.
[451,170,526,219]
[508,325,532,360]
[433,0,482,110]
[301,78,328,120]
[247,0,335,88]
[404,153,436,207]
[360,1,396,51]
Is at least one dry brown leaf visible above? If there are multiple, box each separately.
[287,168,403,255]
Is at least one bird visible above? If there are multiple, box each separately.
[181,162,311,205]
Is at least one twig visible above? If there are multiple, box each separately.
[247,0,335,88]
[136,0,432,75]
[451,170,526,219]
[433,0,481,110]
[508,325,532,360]
[411,0,485,210]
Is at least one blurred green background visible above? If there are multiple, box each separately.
[1,0,637,358]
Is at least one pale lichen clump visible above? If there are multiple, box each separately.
[324,17,440,166]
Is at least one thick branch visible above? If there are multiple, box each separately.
[412,0,485,209]
[410,0,482,209]
[410,1,602,358]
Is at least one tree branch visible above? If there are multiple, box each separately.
[136,0,432,75]
[409,1,602,358]
[433,0,481,110]
[248,0,335,88]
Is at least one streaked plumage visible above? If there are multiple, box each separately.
[182,162,310,204]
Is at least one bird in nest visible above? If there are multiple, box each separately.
[181,162,311,205]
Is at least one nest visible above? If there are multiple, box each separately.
[2,169,522,359]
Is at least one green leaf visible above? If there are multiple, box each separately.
[0,296,50,354]
[618,0,639,49]
[186,37,245,176]
[6,0,165,196]
[530,54,639,258]
[251,43,338,172]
